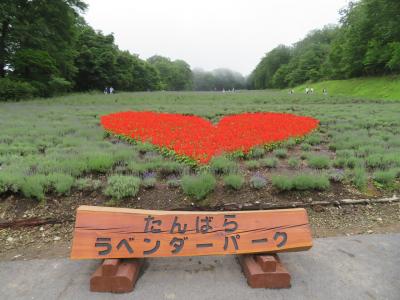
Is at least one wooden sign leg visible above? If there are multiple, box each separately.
[90,258,143,293]
[238,254,291,288]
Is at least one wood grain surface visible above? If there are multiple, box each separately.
[71,206,312,259]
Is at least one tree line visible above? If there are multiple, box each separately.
[0,1,243,100]
[249,0,400,89]
[0,0,197,99]
[193,68,246,91]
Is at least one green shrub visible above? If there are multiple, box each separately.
[260,157,278,168]
[127,162,151,175]
[300,152,309,160]
[223,174,244,190]
[373,170,397,186]
[365,154,384,169]
[308,155,330,169]
[21,175,49,201]
[0,172,23,194]
[74,178,101,191]
[249,175,267,189]
[47,173,74,195]
[366,153,400,169]
[56,159,88,177]
[328,170,345,182]
[283,138,296,149]
[336,149,355,158]
[114,148,139,162]
[210,156,237,175]
[0,78,36,101]
[136,142,154,154]
[87,154,115,173]
[346,157,363,169]
[301,143,312,151]
[142,151,161,161]
[167,178,180,188]
[142,177,157,189]
[181,173,216,200]
[271,175,293,191]
[228,150,246,160]
[245,160,261,170]
[305,135,321,145]
[288,157,300,169]
[92,179,103,190]
[75,178,102,190]
[158,161,184,176]
[351,167,368,190]
[333,157,346,168]
[104,175,141,200]
[293,174,330,190]
[274,148,288,159]
[248,147,265,159]
[272,174,330,191]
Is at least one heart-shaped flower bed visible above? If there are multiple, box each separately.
[101,111,319,164]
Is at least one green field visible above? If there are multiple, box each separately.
[295,76,400,100]
[1,91,400,202]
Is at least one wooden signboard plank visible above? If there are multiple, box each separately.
[71,206,312,259]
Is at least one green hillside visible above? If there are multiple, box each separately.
[295,76,400,100]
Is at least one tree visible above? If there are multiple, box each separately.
[193,68,246,91]
[212,68,246,90]
[250,45,292,89]
[250,0,400,89]
[250,26,340,88]
[74,24,162,92]
[192,69,216,91]
[327,0,400,77]
[0,0,86,95]
[114,51,161,91]
[74,24,119,90]
[147,55,193,90]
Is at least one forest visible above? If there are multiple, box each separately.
[0,0,248,100]
[249,0,400,89]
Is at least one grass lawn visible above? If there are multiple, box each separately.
[0,90,400,204]
[295,75,400,100]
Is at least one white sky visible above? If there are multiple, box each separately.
[83,0,350,75]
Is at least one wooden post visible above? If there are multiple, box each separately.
[238,254,291,288]
[90,259,143,293]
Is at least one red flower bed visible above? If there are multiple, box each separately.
[101,111,319,164]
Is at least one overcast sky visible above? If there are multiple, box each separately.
[83,0,350,76]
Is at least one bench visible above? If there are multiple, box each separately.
[71,205,313,292]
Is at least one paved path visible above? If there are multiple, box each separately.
[1,234,399,300]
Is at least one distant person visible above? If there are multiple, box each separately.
[305,87,309,94]
[104,87,108,95]
[323,88,328,95]
[310,88,314,94]
[109,87,114,94]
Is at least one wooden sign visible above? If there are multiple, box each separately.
[71,206,312,259]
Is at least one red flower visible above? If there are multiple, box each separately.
[101,111,319,164]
